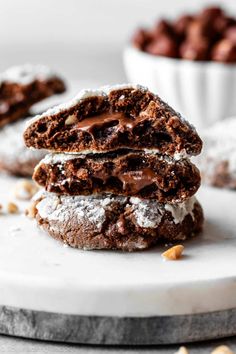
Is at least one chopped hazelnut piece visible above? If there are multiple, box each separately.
[65,114,78,125]
[211,345,234,354]
[14,179,39,200]
[25,200,38,219]
[175,347,189,354]
[162,245,184,260]
[7,202,19,214]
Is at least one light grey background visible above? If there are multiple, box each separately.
[0,0,236,352]
[0,0,236,46]
[0,0,235,81]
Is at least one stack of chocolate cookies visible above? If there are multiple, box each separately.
[24,84,204,251]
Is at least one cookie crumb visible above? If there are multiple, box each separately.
[14,179,39,200]
[7,202,19,214]
[25,201,38,219]
[211,345,234,354]
[162,245,184,260]
[175,347,189,354]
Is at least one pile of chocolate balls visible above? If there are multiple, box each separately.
[132,6,236,63]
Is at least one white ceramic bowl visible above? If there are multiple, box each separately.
[123,45,236,129]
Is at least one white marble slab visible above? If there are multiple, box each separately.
[0,174,235,318]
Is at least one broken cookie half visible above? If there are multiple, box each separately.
[24,84,202,158]
[33,150,201,203]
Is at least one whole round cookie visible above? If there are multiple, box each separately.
[0,119,46,177]
[33,191,203,251]
[199,117,236,189]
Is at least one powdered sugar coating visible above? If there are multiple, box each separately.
[131,196,196,227]
[130,197,164,228]
[0,64,57,85]
[200,117,236,176]
[102,83,146,95]
[0,119,46,165]
[35,192,126,232]
[39,153,85,165]
[25,84,146,128]
[164,197,196,224]
[173,149,190,161]
[37,149,191,169]
[25,88,106,128]
[144,149,191,162]
[35,191,197,231]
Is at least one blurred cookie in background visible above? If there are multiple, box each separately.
[0,64,66,128]
[198,117,236,189]
[0,64,66,176]
[0,118,47,177]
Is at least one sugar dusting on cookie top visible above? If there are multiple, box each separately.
[24,83,183,129]
[25,87,107,128]
[35,191,197,232]
[203,117,236,160]
[202,116,236,175]
[25,84,146,127]
[0,64,57,85]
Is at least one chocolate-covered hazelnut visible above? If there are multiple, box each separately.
[199,6,224,21]
[211,38,236,63]
[180,39,209,61]
[224,26,236,44]
[132,28,152,50]
[174,15,193,37]
[187,19,214,42]
[145,34,178,58]
[153,19,174,37]
[213,16,233,34]
[131,5,236,63]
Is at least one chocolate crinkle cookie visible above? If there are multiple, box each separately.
[33,191,203,252]
[198,117,236,189]
[0,64,66,176]
[0,64,65,128]
[24,84,204,251]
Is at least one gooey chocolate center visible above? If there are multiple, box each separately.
[76,111,147,135]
